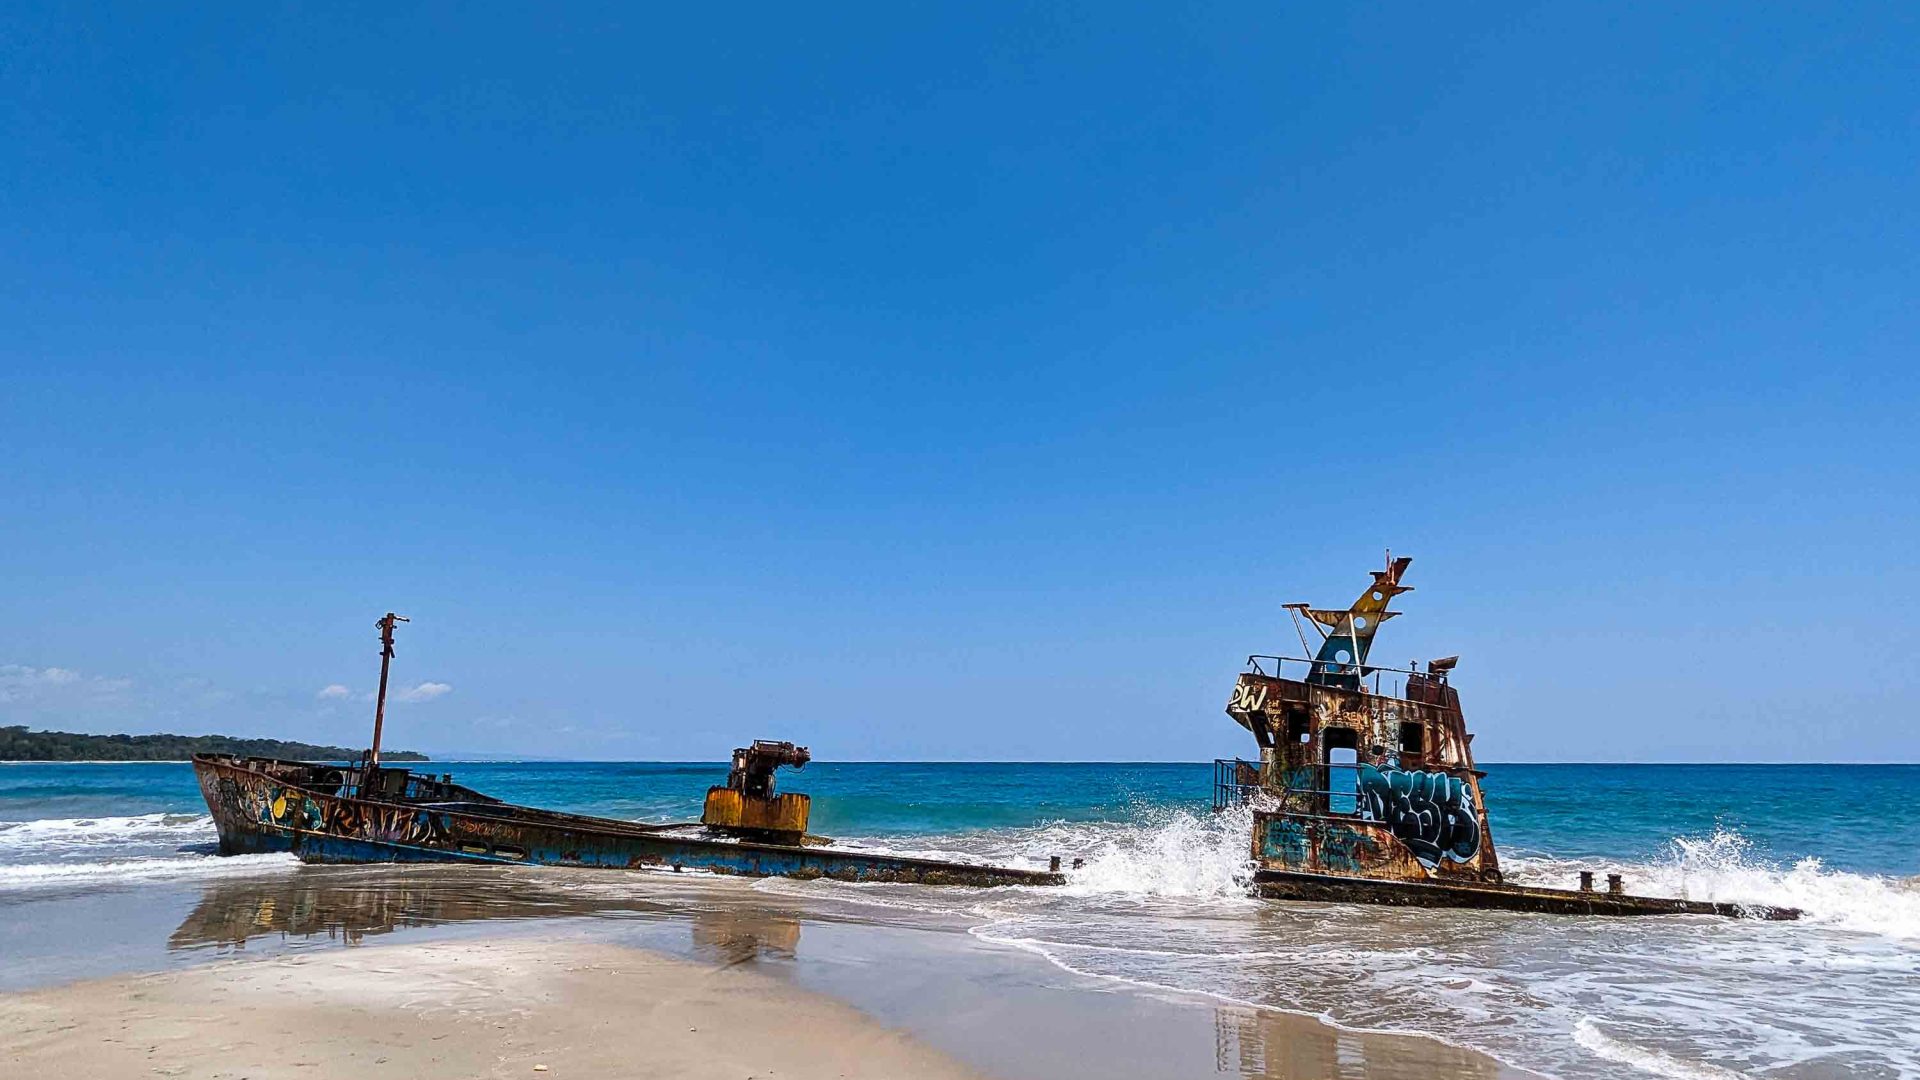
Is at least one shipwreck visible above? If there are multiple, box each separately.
[193,614,1061,887]
[1216,556,1799,919]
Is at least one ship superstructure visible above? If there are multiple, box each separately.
[1217,556,1796,918]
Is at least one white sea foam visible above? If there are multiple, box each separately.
[815,817,1920,1080]
[1573,1019,1751,1080]
[0,812,215,851]
[0,812,288,892]
[0,851,296,890]
[1503,827,1920,941]
[1046,806,1257,901]
[827,805,1259,904]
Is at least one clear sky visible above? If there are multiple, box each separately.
[3,4,1915,762]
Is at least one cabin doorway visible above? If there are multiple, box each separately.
[1323,727,1359,815]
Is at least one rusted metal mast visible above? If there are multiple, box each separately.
[368,612,408,767]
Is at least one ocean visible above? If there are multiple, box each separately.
[3,760,1916,1079]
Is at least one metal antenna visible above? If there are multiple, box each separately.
[369,612,409,767]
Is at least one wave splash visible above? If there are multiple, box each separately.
[0,851,297,889]
[830,804,1259,903]
[1503,826,1920,941]
[0,812,278,892]
[0,812,215,851]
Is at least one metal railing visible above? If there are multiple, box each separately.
[1242,654,1455,702]
[1245,654,1436,679]
[1212,758,1262,811]
[1212,759,1388,818]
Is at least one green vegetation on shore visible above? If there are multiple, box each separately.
[0,725,427,762]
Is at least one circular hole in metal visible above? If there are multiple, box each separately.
[1335,649,1352,663]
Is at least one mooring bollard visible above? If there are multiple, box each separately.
[1579,870,1594,892]
[1607,873,1624,896]
[1050,856,1061,873]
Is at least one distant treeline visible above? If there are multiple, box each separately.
[0,725,427,762]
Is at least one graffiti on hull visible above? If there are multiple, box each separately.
[1356,764,1480,866]
[210,771,455,853]
[1259,817,1382,873]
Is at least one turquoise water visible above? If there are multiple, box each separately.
[3,760,1918,1079]
[3,760,1915,875]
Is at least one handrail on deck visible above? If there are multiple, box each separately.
[1245,654,1437,680]
[1212,758,1262,812]
[1213,759,1437,816]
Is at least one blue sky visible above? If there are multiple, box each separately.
[2,4,1915,761]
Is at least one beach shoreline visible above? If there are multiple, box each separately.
[0,935,984,1080]
[0,912,1533,1080]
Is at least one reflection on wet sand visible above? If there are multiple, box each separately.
[167,865,684,950]
[1214,1005,1510,1080]
[169,864,810,970]
[689,909,802,966]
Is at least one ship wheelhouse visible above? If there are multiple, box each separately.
[1218,557,1502,886]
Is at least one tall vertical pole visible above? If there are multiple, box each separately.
[369,612,408,767]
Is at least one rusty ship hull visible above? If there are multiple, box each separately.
[193,754,1062,887]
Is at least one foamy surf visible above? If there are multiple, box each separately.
[823,805,1260,903]
[0,812,215,851]
[1573,1019,1753,1080]
[0,851,297,891]
[793,817,1920,1080]
[1503,827,1920,941]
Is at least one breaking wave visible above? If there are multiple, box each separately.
[0,851,297,890]
[828,804,1259,903]
[0,813,270,892]
[1502,827,1920,941]
[0,812,215,852]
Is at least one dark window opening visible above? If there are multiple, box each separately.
[1287,712,1311,745]
[1399,722,1425,755]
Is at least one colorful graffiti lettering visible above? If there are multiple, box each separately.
[1356,764,1479,866]
[1261,818,1310,866]
[1318,823,1378,874]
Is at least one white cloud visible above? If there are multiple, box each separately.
[316,684,353,700]
[396,681,452,703]
[1,664,132,704]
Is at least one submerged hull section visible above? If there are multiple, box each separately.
[1254,869,1800,920]
[193,755,1062,888]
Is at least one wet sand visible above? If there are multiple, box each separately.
[0,864,1537,1079]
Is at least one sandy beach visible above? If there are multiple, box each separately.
[0,935,984,1080]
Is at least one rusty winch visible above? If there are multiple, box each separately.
[701,739,813,841]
